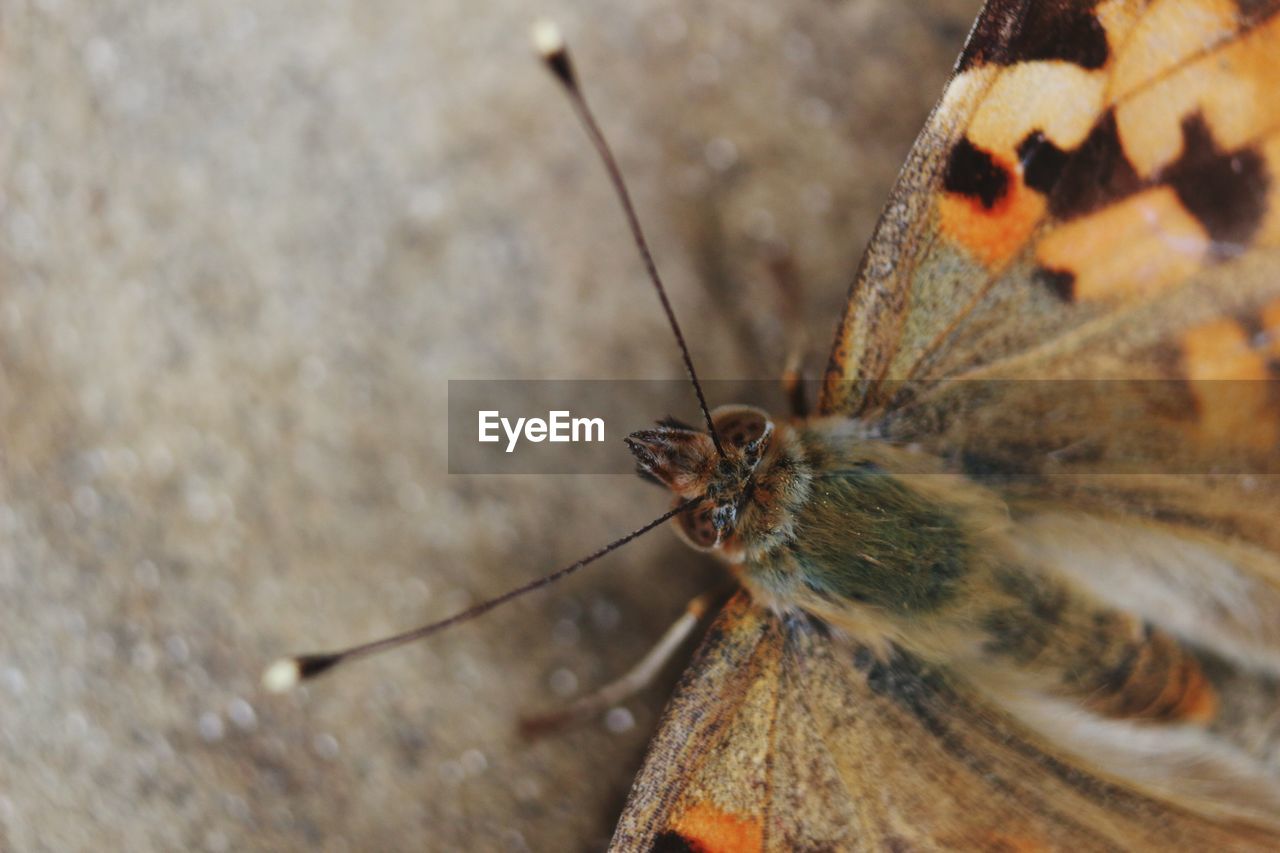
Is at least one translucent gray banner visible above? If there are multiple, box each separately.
[447,379,1280,476]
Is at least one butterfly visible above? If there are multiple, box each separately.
[605,1,1280,849]
[269,1,1280,848]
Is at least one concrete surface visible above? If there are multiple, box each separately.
[0,0,979,849]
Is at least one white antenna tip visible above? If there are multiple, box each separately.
[531,19,565,58]
[262,658,301,693]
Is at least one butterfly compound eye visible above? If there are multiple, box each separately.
[676,504,719,550]
[711,406,770,448]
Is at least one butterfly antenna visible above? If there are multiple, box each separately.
[532,20,725,458]
[263,499,697,691]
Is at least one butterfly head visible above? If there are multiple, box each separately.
[626,405,776,554]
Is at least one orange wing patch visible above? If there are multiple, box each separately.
[937,153,1046,269]
[665,803,764,853]
[1035,186,1209,301]
[1180,305,1280,448]
[1184,317,1273,382]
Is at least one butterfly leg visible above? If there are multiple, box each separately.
[766,253,811,418]
[781,354,809,419]
[519,590,722,737]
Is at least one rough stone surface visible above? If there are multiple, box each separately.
[1,1,979,849]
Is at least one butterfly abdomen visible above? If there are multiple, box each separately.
[976,566,1219,724]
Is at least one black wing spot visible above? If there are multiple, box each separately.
[1018,130,1070,195]
[1017,3,1109,69]
[944,137,1010,210]
[958,0,1023,72]
[959,0,1108,71]
[650,831,698,853]
[1235,0,1280,26]
[1238,310,1266,343]
[1047,110,1143,220]
[1036,267,1076,302]
[1164,113,1269,254]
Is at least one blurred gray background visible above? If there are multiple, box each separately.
[0,0,979,849]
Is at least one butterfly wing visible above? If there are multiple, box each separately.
[819,0,1280,422]
[610,594,1272,851]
